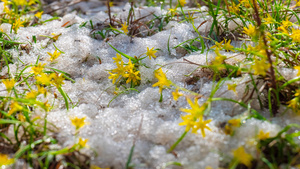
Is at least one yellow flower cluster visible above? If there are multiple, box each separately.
[109,53,141,86]
[2,0,41,33]
[179,98,212,137]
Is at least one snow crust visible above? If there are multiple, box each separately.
[0,2,297,168]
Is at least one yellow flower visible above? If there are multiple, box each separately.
[0,153,14,167]
[34,11,43,19]
[78,137,88,148]
[251,57,270,76]
[8,102,23,115]
[232,146,253,167]
[296,0,300,6]
[50,73,65,88]
[108,72,119,84]
[37,85,47,96]
[282,19,293,28]
[12,18,25,33]
[180,98,207,118]
[243,24,256,37]
[211,40,224,49]
[35,73,52,86]
[47,50,61,62]
[121,22,128,35]
[263,14,275,24]
[168,8,178,16]
[113,53,123,63]
[146,47,157,59]
[13,0,27,6]
[223,39,235,52]
[90,165,110,169]
[295,89,300,97]
[227,83,237,94]
[192,116,212,137]
[17,114,26,122]
[2,78,16,92]
[294,66,300,76]
[179,114,196,131]
[152,68,171,93]
[228,118,241,127]
[26,90,39,99]
[212,49,226,68]
[28,0,37,5]
[172,88,183,101]
[31,63,46,75]
[287,97,299,113]
[51,33,61,41]
[257,130,270,140]
[229,2,240,14]
[123,67,140,85]
[70,116,87,130]
[291,28,300,43]
[179,0,187,7]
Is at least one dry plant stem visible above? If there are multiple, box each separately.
[224,0,231,14]
[107,0,113,26]
[252,0,278,115]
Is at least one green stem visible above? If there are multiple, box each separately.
[167,131,188,153]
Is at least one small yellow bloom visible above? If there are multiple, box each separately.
[47,50,61,62]
[78,137,88,148]
[257,130,270,140]
[232,146,253,167]
[31,63,46,75]
[26,90,39,99]
[229,2,240,14]
[8,102,23,115]
[12,18,25,33]
[243,24,256,37]
[227,83,237,94]
[152,68,171,93]
[123,63,140,85]
[37,85,47,96]
[0,153,14,167]
[211,40,224,49]
[34,11,43,19]
[228,118,241,127]
[35,73,52,86]
[294,66,300,76]
[70,116,87,130]
[287,97,299,113]
[2,78,16,92]
[223,39,235,52]
[240,0,251,8]
[13,0,27,6]
[179,0,187,7]
[251,57,270,76]
[168,8,178,16]
[172,88,183,101]
[113,53,123,63]
[192,116,212,137]
[179,114,196,131]
[90,165,110,169]
[296,0,300,6]
[295,89,300,97]
[50,73,65,88]
[121,22,128,35]
[263,14,275,24]
[51,33,61,41]
[108,72,119,84]
[291,28,300,43]
[180,98,207,118]
[146,47,157,59]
